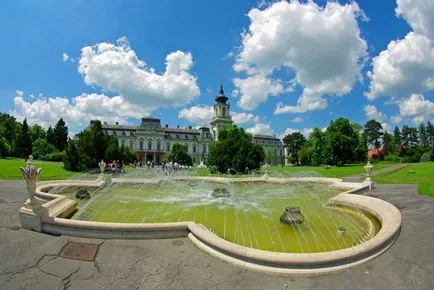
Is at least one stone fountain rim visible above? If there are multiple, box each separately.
[27,175,401,275]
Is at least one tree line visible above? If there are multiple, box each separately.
[0,113,68,161]
[283,117,434,166]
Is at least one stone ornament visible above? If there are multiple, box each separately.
[364,161,373,177]
[98,160,106,175]
[20,155,42,209]
[280,207,304,225]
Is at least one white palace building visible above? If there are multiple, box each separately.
[96,86,285,165]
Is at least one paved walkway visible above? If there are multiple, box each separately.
[1,180,434,289]
[343,163,409,182]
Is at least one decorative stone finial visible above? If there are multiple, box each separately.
[98,159,106,175]
[20,155,42,209]
[219,83,224,95]
[364,161,373,177]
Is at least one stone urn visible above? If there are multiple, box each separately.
[364,161,373,177]
[20,155,42,209]
[280,207,304,225]
[211,188,231,198]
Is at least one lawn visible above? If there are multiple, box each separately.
[0,158,76,180]
[374,162,434,196]
[194,163,392,178]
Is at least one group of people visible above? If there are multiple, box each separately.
[130,159,182,175]
[106,160,125,176]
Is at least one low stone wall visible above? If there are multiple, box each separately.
[19,175,401,275]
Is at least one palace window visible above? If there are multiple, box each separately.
[157,139,161,151]
[166,142,170,152]
[203,144,206,154]
[184,143,189,152]
[129,140,134,150]
[121,140,126,147]
[193,144,196,153]
[148,140,152,150]
[139,139,144,150]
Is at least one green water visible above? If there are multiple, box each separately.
[67,181,380,253]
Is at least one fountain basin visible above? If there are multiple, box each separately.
[20,176,401,275]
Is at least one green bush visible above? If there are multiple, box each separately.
[384,154,402,163]
[41,151,65,162]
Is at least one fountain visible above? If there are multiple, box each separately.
[19,159,401,275]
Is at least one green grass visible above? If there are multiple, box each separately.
[194,163,392,178]
[0,158,76,180]
[374,162,434,196]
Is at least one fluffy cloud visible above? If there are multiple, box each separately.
[12,91,150,133]
[233,74,284,110]
[364,104,386,122]
[291,117,303,123]
[398,94,434,124]
[62,53,70,62]
[234,1,368,113]
[178,105,260,126]
[395,0,434,40]
[366,0,434,124]
[280,127,314,139]
[246,123,274,136]
[78,37,200,110]
[365,32,434,100]
[178,105,213,126]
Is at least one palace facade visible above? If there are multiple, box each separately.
[97,86,285,165]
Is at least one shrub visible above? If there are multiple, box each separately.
[41,151,65,162]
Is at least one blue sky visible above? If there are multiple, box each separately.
[1,0,433,136]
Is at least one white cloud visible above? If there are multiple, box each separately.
[365,32,434,100]
[77,37,200,110]
[178,105,213,126]
[234,1,368,113]
[232,112,260,125]
[280,127,314,139]
[398,94,434,124]
[364,104,386,122]
[62,53,70,62]
[178,105,260,126]
[246,122,274,136]
[12,91,150,133]
[291,117,303,123]
[396,0,434,40]
[233,74,284,110]
[366,0,434,126]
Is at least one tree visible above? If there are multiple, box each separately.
[0,137,10,157]
[418,123,429,148]
[283,132,306,165]
[0,113,18,155]
[53,118,68,151]
[327,118,359,166]
[207,126,264,173]
[17,119,32,158]
[383,131,395,156]
[363,119,383,149]
[46,126,55,146]
[32,138,56,160]
[354,132,368,163]
[63,140,81,171]
[393,126,401,153]
[427,121,434,147]
[29,124,46,142]
[167,143,193,166]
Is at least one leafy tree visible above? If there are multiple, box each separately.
[32,138,56,160]
[283,132,306,165]
[306,128,332,165]
[427,121,434,147]
[0,113,18,155]
[105,136,121,162]
[46,126,55,146]
[383,131,395,156]
[29,124,46,142]
[418,123,429,148]
[17,119,32,158]
[354,132,368,163]
[167,143,193,166]
[363,119,383,149]
[207,126,264,173]
[0,137,10,157]
[393,126,401,152]
[53,118,68,151]
[63,140,81,171]
[327,118,359,166]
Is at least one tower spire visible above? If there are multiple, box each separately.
[220,83,224,95]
